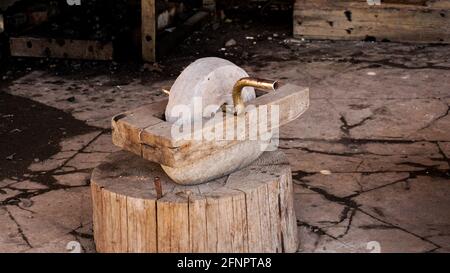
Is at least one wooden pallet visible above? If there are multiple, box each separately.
[294,0,450,43]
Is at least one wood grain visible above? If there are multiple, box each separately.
[142,0,156,62]
[9,37,113,60]
[294,0,450,43]
[112,83,309,168]
[91,150,298,253]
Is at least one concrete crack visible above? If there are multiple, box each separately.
[437,141,450,168]
[292,172,359,208]
[293,174,442,249]
[0,130,108,206]
[345,173,411,198]
[415,104,450,132]
[5,207,32,248]
[357,208,442,249]
[336,208,356,238]
[297,220,358,252]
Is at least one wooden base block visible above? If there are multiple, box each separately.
[91,150,298,253]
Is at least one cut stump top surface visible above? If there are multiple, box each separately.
[91,149,291,201]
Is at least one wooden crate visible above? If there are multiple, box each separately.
[293,0,450,43]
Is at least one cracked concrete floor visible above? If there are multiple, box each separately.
[0,38,449,252]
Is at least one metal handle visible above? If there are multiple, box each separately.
[162,77,279,115]
[232,77,278,115]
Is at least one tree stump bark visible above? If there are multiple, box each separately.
[91,150,298,253]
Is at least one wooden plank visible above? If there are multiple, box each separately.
[156,194,190,252]
[245,187,262,253]
[205,196,220,252]
[267,180,283,252]
[9,37,113,60]
[155,196,171,253]
[171,196,190,252]
[427,0,450,8]
[285,173,299,252]
[278,169,298,252]
[216,191,234,252]
[258,183,273,252]
[297,0,448,9]
[142,0,156,62]
[188,195,207,252]
[102,190,116,252]
[127,197,157,252]
[91,182,104,252]
[294,0,450,43]
[108,192,128,252]
[231,194,248,252]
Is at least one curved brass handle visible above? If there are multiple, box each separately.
[232,77,279,115]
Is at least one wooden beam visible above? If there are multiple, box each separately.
[294,0,450,43]
[9,37,113,60]
[142,0,156,62]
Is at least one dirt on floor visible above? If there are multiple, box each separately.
[0,91,99,198]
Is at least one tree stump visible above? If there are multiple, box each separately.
[91,150,298,253]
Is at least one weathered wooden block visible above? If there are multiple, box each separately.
[111,83,309,169]
[294,0,450,43]
[111,83,308,184]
